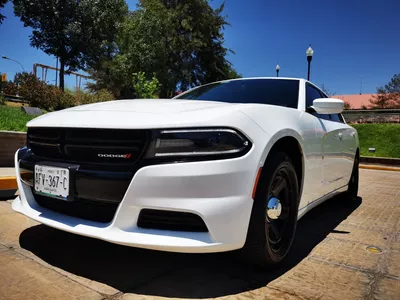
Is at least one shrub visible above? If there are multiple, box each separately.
[78,89,115,105]
[50,86,76,110]
[15,73,52,109]
[2,81,18,96]
[0,94,5,105]
[95,89,115,102]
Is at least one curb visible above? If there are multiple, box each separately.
[0,176,18,190]
[360,156,400,166]
[359,164,400,172]
[0,177,18,199]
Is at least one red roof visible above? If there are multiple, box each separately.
[335,94,375,109]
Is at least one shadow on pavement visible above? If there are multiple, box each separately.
[19,195,361,298]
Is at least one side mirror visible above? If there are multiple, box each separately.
[311,98,344,114]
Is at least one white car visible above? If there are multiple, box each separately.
[13,77,359,266]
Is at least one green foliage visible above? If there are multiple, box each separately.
[3,72,114,110]
[79,89,115,104]
[352,124,400,158]
[89,0,240,98]
[8,72,77,110]
[14,72,52,109]
[132,72,160,98]
[2,80,18,95]
[0,105,37,132]
[0,94,5,105]
[12,0,128,90]
[50,86,76,110]
[94,89,115,102]
[0,0,7,25]
[369,74,400,108]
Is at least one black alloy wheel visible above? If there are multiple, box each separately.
[242,151,299,266]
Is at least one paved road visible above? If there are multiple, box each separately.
[0,169,399,300]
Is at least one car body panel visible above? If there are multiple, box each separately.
[13,77,359,253]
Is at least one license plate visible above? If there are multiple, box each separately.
[34,165,69,200]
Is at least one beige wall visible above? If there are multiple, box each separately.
[0,131,26,167]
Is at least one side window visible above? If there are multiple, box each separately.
[330,113,345,123]
[306,84,323,108]
[306,84,330,120]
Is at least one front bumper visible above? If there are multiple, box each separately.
[12,146,261,253]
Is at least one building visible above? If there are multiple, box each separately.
[335,94,375,109]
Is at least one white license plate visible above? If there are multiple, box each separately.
[34,165,69,200]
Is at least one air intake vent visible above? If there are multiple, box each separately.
[137,209,208,232]
[34,194,119,223]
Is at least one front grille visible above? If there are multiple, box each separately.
[27,128,149,163]
[137,209,208,232]
[34,194,119,223]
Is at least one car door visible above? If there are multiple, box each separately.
[305,84,347,195]
[330,113,357,185]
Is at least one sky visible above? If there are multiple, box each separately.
[0,0,399,95]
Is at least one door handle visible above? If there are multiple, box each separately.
[335,133,343,141]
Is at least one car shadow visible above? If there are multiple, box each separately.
[19,195,361,298]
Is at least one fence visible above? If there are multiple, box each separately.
[342,109,400,124]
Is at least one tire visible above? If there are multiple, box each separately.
[346,155,359,200]
[241,151,299,267]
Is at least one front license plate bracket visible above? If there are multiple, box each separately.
[34,162,80,202]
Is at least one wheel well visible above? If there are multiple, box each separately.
[266,137,303,196]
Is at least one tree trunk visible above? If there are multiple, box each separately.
[59,59,65,91]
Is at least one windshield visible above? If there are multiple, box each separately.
[175,79,299,108]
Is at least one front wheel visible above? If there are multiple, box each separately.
[346,155,359,200]
[241,152,299,267]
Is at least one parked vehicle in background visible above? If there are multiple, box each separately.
[13,77,359,266]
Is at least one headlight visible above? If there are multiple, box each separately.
[145,128,251,158]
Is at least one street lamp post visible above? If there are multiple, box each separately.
[1,56,26,72]
[306,45,314,81]
[275,64,280,77]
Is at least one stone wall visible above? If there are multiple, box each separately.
[342,109,400,124]
[0,131,26,167]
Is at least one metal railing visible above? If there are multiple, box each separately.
[0,93,28,103]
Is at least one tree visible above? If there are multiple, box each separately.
[132,72,160,98]
[13,0,128,91]
[0,0,7,25]
[369,74,400,109]
[88,0,240,98]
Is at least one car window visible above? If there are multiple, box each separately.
[306,84,324,108]
[175,79,299,109]
[306,84,331,120]
[330,113,345,123]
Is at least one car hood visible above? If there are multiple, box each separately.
[27,99,246,129]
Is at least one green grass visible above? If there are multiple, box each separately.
[352,124,400,158]
[0,105,38,132]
